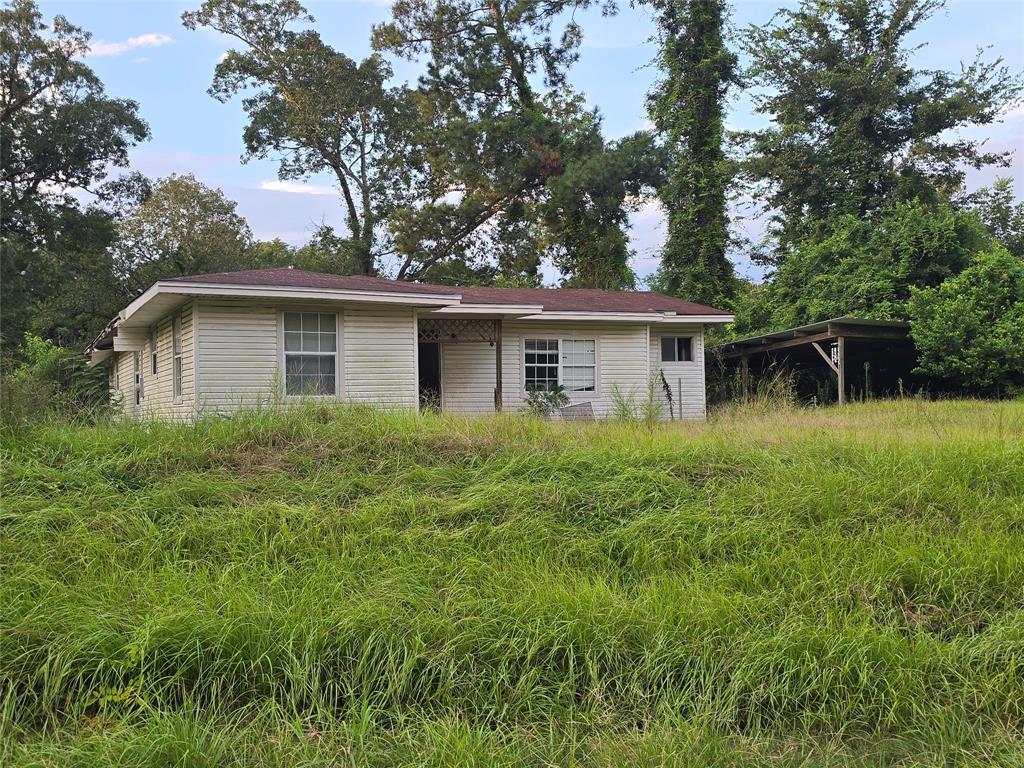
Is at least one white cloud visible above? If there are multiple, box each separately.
[258,180,336,196]
[87,33,174,58]
[134,57,149,64]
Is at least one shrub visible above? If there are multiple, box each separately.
[523,384,569,417]
[0,334,111,426]
[909,248,1024,392]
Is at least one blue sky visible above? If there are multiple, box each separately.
[46,0,1024,283]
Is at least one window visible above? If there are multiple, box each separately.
[283,312,337,396]
[133,352,143,406]
[150,328,158,376]
[172,314,182,399]
[660,336,693,363]
[524,338,596,393]
[524,339,559,392]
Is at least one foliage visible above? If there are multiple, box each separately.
[0,0,148,352]
[183,0,419,277]
[964,178,1024,258]
[646,0,738,308]
[0,333,110,425]
[523,383,570,416]
[111,174,254,294]
[2,401,1024,764]
[734,200,991,333]
[909,248,1024,391]
[740,0,1022,257]
[374,0,657,286]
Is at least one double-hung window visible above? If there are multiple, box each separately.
[172,315,183,399]
[660,336,693,363]
[524,338,596,393]
[283,312,337,396]
[150,328,158,376]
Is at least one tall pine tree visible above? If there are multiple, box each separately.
[647,0,738,308]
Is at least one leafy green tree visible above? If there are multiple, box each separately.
[0,0,148,352]
[646,0,738,307]
[374,0,653,286]
[965,178,1024,258]
[740,0,1021,256]
[909,248,1024,391]
[735,200,990,333]
[183,0,420,277]
[249,226,360,275]
[111,175,253,295]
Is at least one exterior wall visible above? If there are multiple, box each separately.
[196,301,279,413]
[498,321,652,418]
[188,300,418,416]
[649,324,706,420]
[108,300,195,420]
[108,297,706,421]
[343,306,418,408]
[441,342,496,414]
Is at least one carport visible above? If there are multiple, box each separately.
[713,317,915,403]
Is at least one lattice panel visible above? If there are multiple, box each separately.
[419,318,498,344]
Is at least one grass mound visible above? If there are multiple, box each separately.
[2,400,1023,766]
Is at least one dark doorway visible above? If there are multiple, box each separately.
[418,342,441,411]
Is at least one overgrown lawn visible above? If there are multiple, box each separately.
[2,400,1023,766]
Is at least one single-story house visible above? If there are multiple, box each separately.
[86,268,733,420]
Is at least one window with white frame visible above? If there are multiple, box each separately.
[150,328,158,376]
[660,336,693,363]
[172,314,183,399]
[524,338,596,393]
[283,312,337,396]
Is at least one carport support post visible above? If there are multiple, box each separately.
[494,319,503,412]
[837,335,846,404]
[740,354,750,401]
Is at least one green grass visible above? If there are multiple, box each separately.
[2,399,1023,766]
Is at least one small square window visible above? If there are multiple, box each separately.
[661,336,693,363]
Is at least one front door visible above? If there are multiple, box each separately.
[418,342,441,411]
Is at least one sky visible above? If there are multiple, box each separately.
[43,0,1024,284]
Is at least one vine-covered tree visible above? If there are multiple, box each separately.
[646,0,738,307]
[1,0,148,351]
[740,0,1022,256]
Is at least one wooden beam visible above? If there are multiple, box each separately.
[740,354,750,399]
[837,335,846,404]
[811,342,839,375]
[494,318,503,412]
[721,330,836,358]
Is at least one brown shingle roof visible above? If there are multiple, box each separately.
[167,268,729,315]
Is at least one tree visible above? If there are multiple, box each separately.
[646,0,738,307]
[964,178,1024,258]
[909,248,1024,391]
[183,0,420,277]
[740,0,1021,256]
[0,0,148,351]
[111,175,253,295]
[374,0,653,285]
[733,200,990,333]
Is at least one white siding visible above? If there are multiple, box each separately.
[441,343,497,415]
[649,325,706,420]
[109,301,195,420]
[196,302,279,413]
[499,322,650,418]
[344,306,417,407]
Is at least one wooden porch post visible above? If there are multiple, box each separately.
[494,318,503,411]
[837,335,846,405]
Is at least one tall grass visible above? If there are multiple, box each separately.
[2,400,1023,765]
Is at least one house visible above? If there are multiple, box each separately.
[86,268,733,420]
